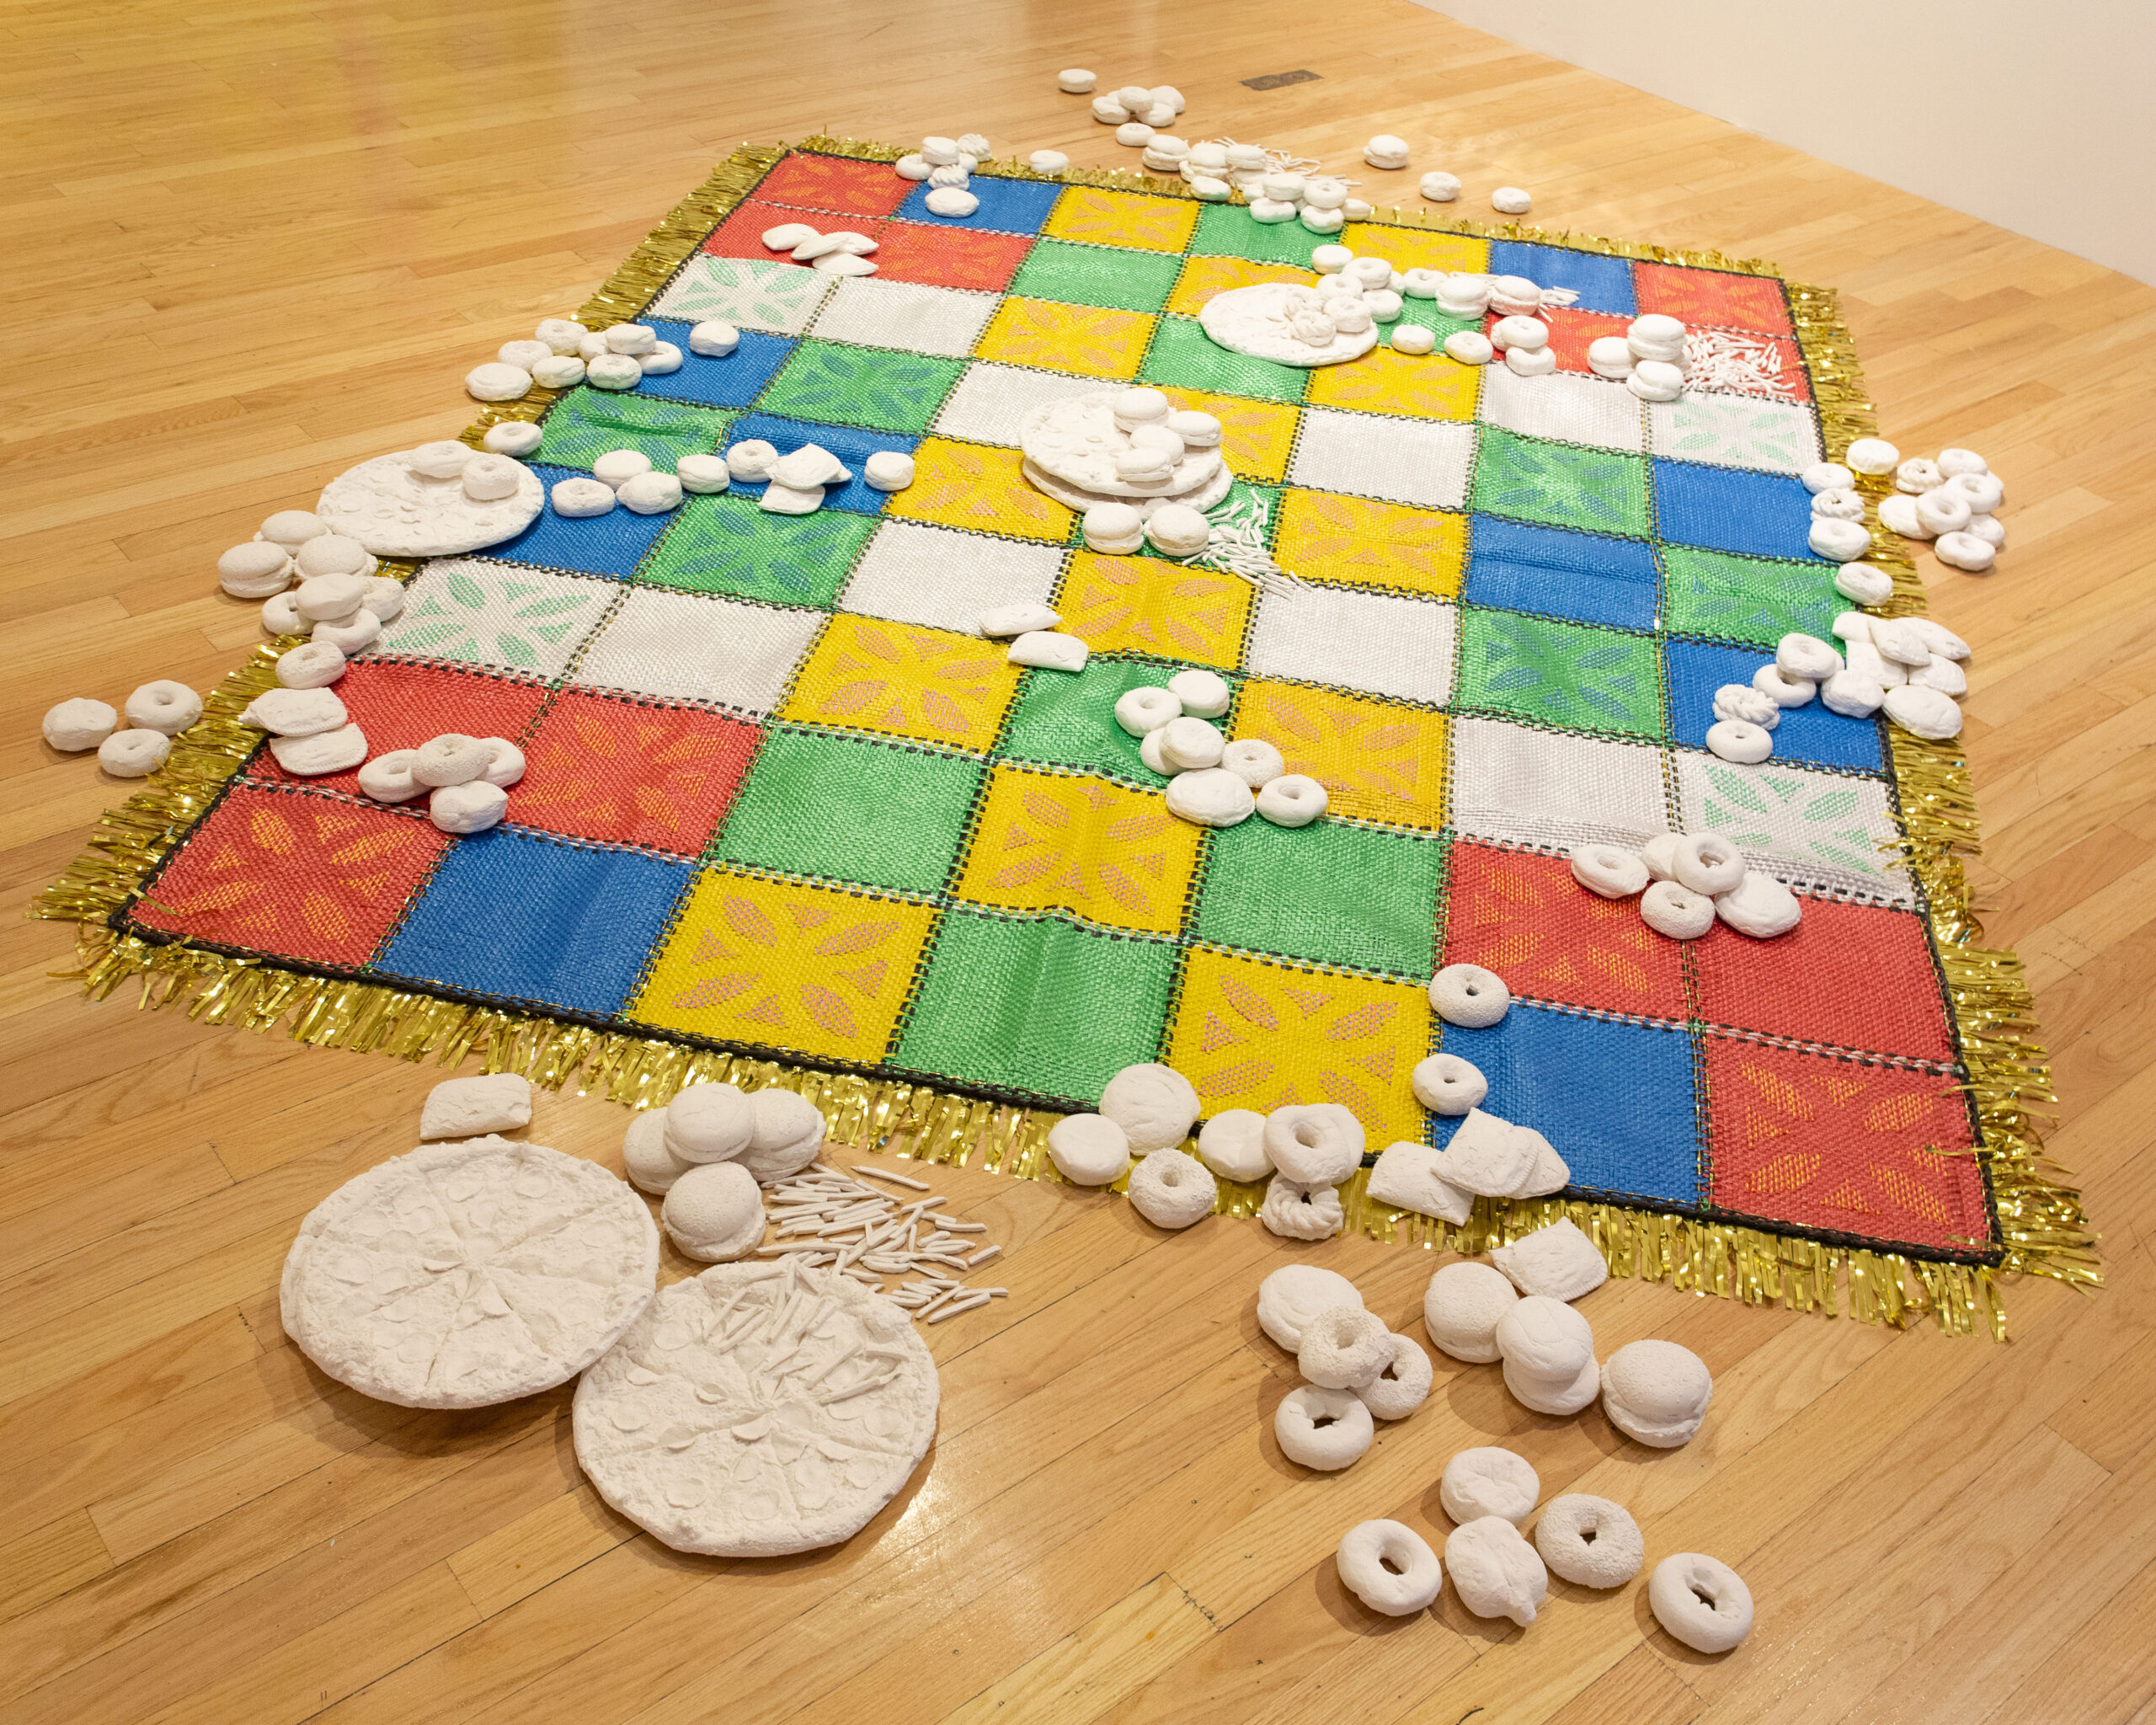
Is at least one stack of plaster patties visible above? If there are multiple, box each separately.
[466,317,684,401]
[892,135,991,218]
[1419,271,1575,369]
[1582,312,1688,401]
[617,1081,828,1263]
[1256,1264,1433,1475]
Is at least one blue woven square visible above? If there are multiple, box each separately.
[476,463,676,579]
[1464,515,1660,630]
[1666,639,1884,773]
[722,413,921,515]
[635,319,795,409]
[894,179,1062,236]
[1428,1005,1701,1205]
[376,828,692,1017]
[1486,242,1636,317]
[1653,460,1818,562]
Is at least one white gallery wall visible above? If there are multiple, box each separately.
[1417,0,2156,285]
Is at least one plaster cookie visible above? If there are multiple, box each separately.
[1878,492,1929,539]
[1490,187,1533,216]
[357,750,424,804]
[1419,170,1462,201]
[1100,1062,1202,1151]
[122,680,201,736]
[1158,714,1225,772]
[419,1072,533,1140]
[466,361,533,402]
[675,454,731,495]
[1496,1293,1595,1385]
[1047,1113,1131,1186]
[317,447,544,558]
[1641,833,1684,880]
[1007,631,1091,672]
[1883,683,1963,740]
[660,1162,766,1262]
[1256,773,1327,827]
[412,732,496,787]
[243,686,347,736]
[1444,1108,1538,1198]
[1260,1176,1345,1241]
[1196,1108,1275,1183]
[277,641,347,689]
[281,1135,659,1409]
[1429,964,1509,1028]
[1821,670,1886,718]
[1715,871,1801,938]
[429,780,509,834]
[1446,1516,1548,1625]
[1166,766,1255,828]
[1263,1103,1365,1186]
[1337,1520,1442,1616]
[979,602,1060,638]
[1298,1304,1394,1389]
[1807,517,1872,562]
[483,420,545,457]
[573,1258,938,1556]
[259,509,330,549]
[1570,842,1649,899]
[1368,1141,1473,1224]
[738,1089,826,1183]
[219,541,296,598]
[1801,461,1854,494]
[1058,67,1097,93]
[1844,436,1899,475]
[1601,1338,1713,1447]
[296,533,374,579]
[1257,1264,1363,1352]
[1274,1384,1374,1470]
[665,1082,754,1164]
[1649,1554,1754,1653]
[1492,1218,1609,1302]
[622,1108,695,1196]
[1440,1446,1540,1527]
[1535,1495,1643,1588]
[98,729,170,777]
[1424,1259,1518,1363]
[618,472,685,515]
[1830,558,1892,603]
[1145,502,1210,557]
[1198,282,1380,367]
[1127,1147,1218,1229]
[1505,1348,1602,1416]
[360,575,408,620]
[1412,1052,1488,1116]
[1626,360,1684,403]
[1934,530,1996,572]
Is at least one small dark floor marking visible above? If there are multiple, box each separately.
[1242,69,1321,90]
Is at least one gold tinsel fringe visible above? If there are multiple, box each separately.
[32,139,2097,1341]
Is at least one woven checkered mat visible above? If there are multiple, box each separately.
[124,144,1994,1268]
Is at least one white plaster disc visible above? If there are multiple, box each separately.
[280,1136,659,1409]
[1018,391,1226,499]
[1019,455,1233,518]
[1197,282,1380,367]
[574,1259,939,1556]
[316,449,545,558]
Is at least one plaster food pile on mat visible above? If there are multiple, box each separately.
[43,677,203,778]
[1107,667,1327,830]
[469,317,686,398]
[1566,830,1804,940]
[892,135,996,216]
[1257,1264,1432,1471]
[759,217,883,270]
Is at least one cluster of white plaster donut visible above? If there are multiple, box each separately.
[891,136,994,218]
[40,677,205,778]
[468,317,686,401]
[693,435,913,519]
[1830,441,2006,574]
[1256,1265,1433,1473]
[1566,831,1801,941]
[1106,668,1326,831]
[355,730,526,833]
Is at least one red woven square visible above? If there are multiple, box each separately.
[873,219,1035,292]
[1534,308,1633,377]
[1635,264,1794,337]
[134,783,446,967]
[703,200,889,264]
[1694,897,1955,1060]
[753,152,914,220]
[250,660,550,797]
[1443,842,1686,1021]
[1704,1038,1988,1253]
[513,691,761,857]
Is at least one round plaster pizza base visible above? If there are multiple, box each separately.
[1198,283,1380,366]
[1017,392,1227,498]
[280,1135,659,1409]
[574,1258,940,1557]
[1020,457,1235,519]
[315,451,545,558]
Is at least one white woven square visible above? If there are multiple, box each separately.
[839,520,1065,633]
[1478,367,1645,453]
[367,559,617,679]
[570,589,824,716]
[1246,585,1456,707]
[809,277,1001,358]
[1288,409,1476,509]
[933,362,1104,446]
[1450,716,1669,851]
[1648,393,1821,474]
[649,255,833,335]
[1673,752,1912,903]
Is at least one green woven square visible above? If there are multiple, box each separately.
[1663,546,1838,646]
[1009,239,1182,314]
[1456,608,1664,737]
[1472,426,1650,539]
[1191,204,1330,267]
[756,341,967,435]
[998,657,1196,782]
[536,390,731,471]
[1195,819,1444,977]
[640,492,874,607]
[712,726,982,893]
[895,910,1179,1101]
[1139,318,1307,404]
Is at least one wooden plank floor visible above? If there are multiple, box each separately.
[5,1,2154,1719]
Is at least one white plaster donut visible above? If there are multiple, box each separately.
[621,1107,694,1195]
[123,680,201,736]
[1139,729,1172,776]
[1412,1052,1487,1115]
[1491,186,1532,216]
[1669,834,1744,895]
[312,607,382,655]
[1441,1446,1540,1526]
[1446,1517,1548,1625]
[1641,879,1716,939]
[1257,1264,1363,1351]
[1490,314,1549,351]
[1534,1495,1644,1588]
[1934,531,1996,572]
[1058,67,1097,92]
[592,449,654,489]
[1126,1148,1217,1229]
[1602,1338,1713,1447]
[1429,964,1509,1028]
[1751,663,1816,707]
[357,750,424,804]
[1641,833,1683,880]
[1256,773,1327,826]
[1569,843,1648,899]
[260,591,304,635]
[1158,715,1224,772]
[1963,513,2005,547]
[1424,1260,1518,1363]
[1801,461,1854,494]
[1776,632,1843,681]
[1810,487,1865,521]
[1895,457,1944,494]
[1391,324,1436,355]
[585,354,643,389]
[296,572,367,621]
[1821,670,1886,718]
[276,641,345,689]
[664,1081,753,1163]
[1263,1103,1364,1186]
[1505,345,1557,378]
[1197,1109,1272,1183]
[1260,1177,1344,1241]
[429,781,507,834]
[1914,487,1971,537]
[1878,492,1928,539]
[1358,1332,1433,1418]
[1275,1385,1374,1470]
[1337,1520,1442,1615]
[1166,767,1254,828]
[1807,517,1872,561]
[1048,1113,1132,1186]
[1712,683,1780,729]
[1947,471,2004,512]
[1099,1062,1201,1151]
[412,733,496,788]
[1937,446,1988,478]
[660,1161,766,1262]
[466,361,532,402]
[1299,1304,1395,1389]
[479,738,526,788]
[1219,739,1285,789]
[1884,683,1964,740]
[360,575,407,620]
[1844,436,1898,475]
[1113,687,1180,737]
[1715,871,1801,938]
[1649,1554,1754,1653]
[1834,562,1896,606]
[98,728,170,777]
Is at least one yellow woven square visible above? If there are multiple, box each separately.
[954,766,1203,937]
[632,869,937,1065]
[779,613,1020,750]
[1166,947,1429,1143]
[1058,550,1253,669]
[1273,489,1467,598]
[1305,343,1481,420]
[974,296,1155,379]
[882,439,1075,542]
[1165,255,1314,318]
[1231,678,1449,829]
[1341,225,1489,275]
[1156,387,1299,483]
[1044,186,1200,254]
